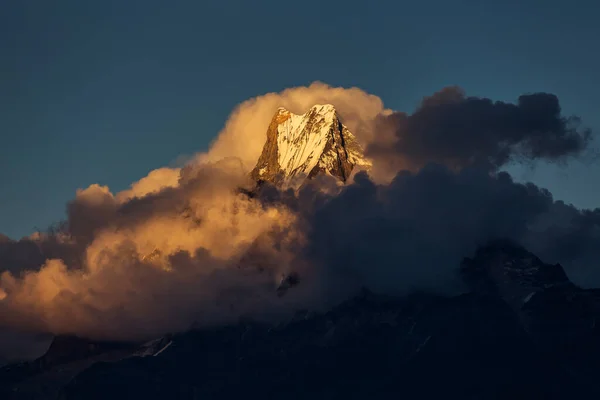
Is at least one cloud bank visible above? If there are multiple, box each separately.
[0,82,597,362]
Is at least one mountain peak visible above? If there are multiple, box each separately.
[277,104,336,114]
[250,104,370,187]
[461,240,573,310]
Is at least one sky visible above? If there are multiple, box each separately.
[1,0,599,240]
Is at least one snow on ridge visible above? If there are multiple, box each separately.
[523,291,537,305]
[153,340,173,357]
[276,104,339,177]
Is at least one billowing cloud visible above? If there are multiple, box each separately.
[368,86,592,180]
[0,158,307,341]
[115,167,181,203]
[0,82,597,362]
[301,167,553,297]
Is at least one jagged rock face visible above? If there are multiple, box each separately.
[250,104,370,187]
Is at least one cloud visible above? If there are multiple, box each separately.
[300,167,553,296]
[522,202,600,287]
[0,158,311,342]
[115,167,181,203]
[0,82,597,362]
[368,86,593,180]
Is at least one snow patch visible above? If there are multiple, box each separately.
[134,337,173,357]
[153,340,173,357]
[523,291,536,305]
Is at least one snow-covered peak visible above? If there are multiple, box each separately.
[277,104,336,114]
[250,104,370,187]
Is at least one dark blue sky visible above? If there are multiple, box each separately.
[1,0,599,239]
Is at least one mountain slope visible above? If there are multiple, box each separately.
[2,242,599,399]
[250,104,370,187]
[0,335,173,399]
[57,291,584,399]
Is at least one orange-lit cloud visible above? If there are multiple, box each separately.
[0,158,305,341]
[0,82,596,362]
[116,167,181,203]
